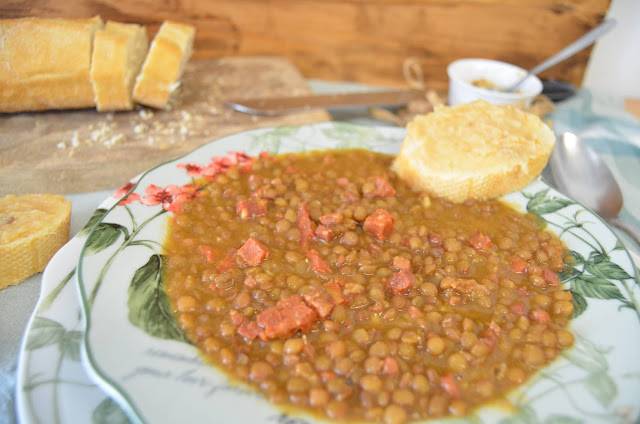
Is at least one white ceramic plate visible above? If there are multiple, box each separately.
[71,122,640,424]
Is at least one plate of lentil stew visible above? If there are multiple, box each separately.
[77,122,640,424]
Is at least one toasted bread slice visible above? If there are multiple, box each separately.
[0,194,71,289]
[132,20,195,109]
[90,21,149,111]
[392,100,556,203]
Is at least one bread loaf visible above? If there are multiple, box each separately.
[90,21,149,111]
[392,100,556,203]
[132,21,196,109]
[0,194,71,290]
[0,16,104,113]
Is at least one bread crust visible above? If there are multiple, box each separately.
[132,21,196,109]
[90,21,149,111]
[0,16,103,113]
[0,194,71,289]
[392,100,556,203]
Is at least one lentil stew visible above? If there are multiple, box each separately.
[163,149,574,424]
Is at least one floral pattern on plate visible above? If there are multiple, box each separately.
[16,199,130,424]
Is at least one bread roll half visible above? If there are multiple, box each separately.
[132,20,196,109]
[392,100,556,203]
[91,21,149,111]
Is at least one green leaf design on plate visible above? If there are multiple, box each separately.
[250,126,301,154]
[85,222,127,255]
[26,317,65,350]
[321,123,387,149]
[571,290,588,318]
[559,264,581,281]
[79,208,109,237]
[128,254,186,341]
[564,337,609,373]
[60,330,82,362]
[571,274,627,302]
[40,268,75,312]
[585,371,617,407]
[569,250,586,266]
[499,405,538,424]
[92,397,130,424]
[544,415,582,424]
[586,260,633,281]
[525,189,574,215]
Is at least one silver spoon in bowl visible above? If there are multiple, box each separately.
[547,132,640,247]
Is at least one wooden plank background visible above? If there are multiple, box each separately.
[2,0,609,92]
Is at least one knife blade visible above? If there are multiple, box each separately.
[224,89,425,116]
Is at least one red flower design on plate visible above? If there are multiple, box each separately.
[200,162,220,181]
[177,152,256,181]
[177,163,204,177]
[230,151,253,163]
[112,182,141,205]
[141,184,201,213]
[211,155,235,173]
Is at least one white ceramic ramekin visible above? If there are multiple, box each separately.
[447,58,543,107]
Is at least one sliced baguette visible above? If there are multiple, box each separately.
[0,16,104,113]
[90,21,149,111]
[132,20,196,109]
[0,194,71,289]
[392,100,556,203]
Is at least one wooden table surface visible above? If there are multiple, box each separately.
[0,57,330,196]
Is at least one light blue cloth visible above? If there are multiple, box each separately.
[548,89,640,251]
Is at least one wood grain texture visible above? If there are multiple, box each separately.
[0,57,330,196]
[2,0,609,91]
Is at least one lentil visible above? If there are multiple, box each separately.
[164,150,574,424]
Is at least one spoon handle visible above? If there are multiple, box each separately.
[506,19,616,92]
[529,19,616,76]
[608,217,640,251]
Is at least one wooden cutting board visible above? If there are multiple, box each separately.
[0,56,330,196]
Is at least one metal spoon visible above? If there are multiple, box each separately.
[505,19,616,92]
[548,132,640,246]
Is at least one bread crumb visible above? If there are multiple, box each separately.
[70,131,80,148]
[134,123,148,134]
[89,122,111,143]
[103,133,126,148]
[138,108,154,120]
[180,110,192,122]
